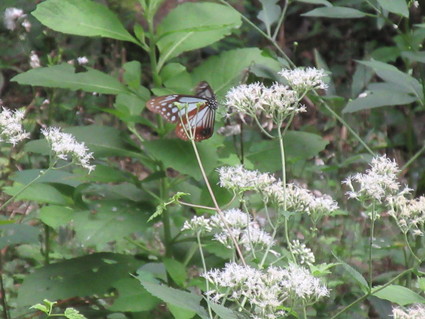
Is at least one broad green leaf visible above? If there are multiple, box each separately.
[11,169,83,188]
[156,2,241,68]
[401,51,425,63]
[168,304,196,319]
[257,0,281,35]
[109,278,159,312]
[338,260,369,293]
[358,60,423,99]
[373,285,425,305]
[377,0,409,17]
[83,164,136,183]
[138,278,208,319]
[17,253,141,307]
[4,183,72,206]
[302,7,367,18]
[191,48,281,98]
[164,258,187,287]
[73,201,149,248]
[123,61,142,89]
[246,131,328,173]
[207,301,239,319]
[32,0,138,43]
[0,224,39,249]
[82,183,148,202]
[351,63,373,98]
[144,138,219,180]
[114,93,147,117]
[343,88,418,113]
[371,46,400,62]
[296,0,332,6]
[39,205,74,229]
[12,64,128,94]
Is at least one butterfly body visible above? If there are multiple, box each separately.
[146,82,217,141]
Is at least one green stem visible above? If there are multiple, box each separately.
[197,232,213,319]
[272,0,289,41]
[190,139,246,266]
[400,142,425,172]
[2,168,51,213]
[369,206,376,291]
[403,232,421,264]
[0,254,10,319]
[44,224,50,265]
[330,268,415,319]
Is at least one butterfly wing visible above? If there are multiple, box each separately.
[146,82,217,141]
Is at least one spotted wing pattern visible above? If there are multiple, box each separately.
[146,82,217,141]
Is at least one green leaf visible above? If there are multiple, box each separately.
[338,260,369,294]
[257,0,281,34]
[191,48,281,98]
[17,253,142,307]
[377,0,409,17]
[144,139,218,180]
[11,169,83,188]
[109,278,159,312]
[401,51,425,63]
[207,301,239,319]
[302,7,367,18]
[373,285,425,306]
[164,258,187,287]
[168,304,196,319]
[156,2,241,68]
[138,278,208,319]
[0,224,39,249]
[246,131,328,173]
[358,60,423,99]
[148,192,189,222]
[295,0,332,6]
[5,183,72,206]
[73,201,149,248]
[12,64,128,94]
[114,93,147,117]
[32,0,138,43]
[343,88,418,113]
[39,205,74,229]
[64,308,87,319]
[123,61,142,89]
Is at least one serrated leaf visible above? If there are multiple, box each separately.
[302,7,367,18]
[156,2,241,68]
[377,0,409,17]
[32,0,137,43]
[64,308,87,319]
[373,284,425,305]
[12,64,128,94]
[207,300,239,319]
[257,0,281,35]
[164,258,187,287]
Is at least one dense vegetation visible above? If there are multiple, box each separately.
[1,0,424,318]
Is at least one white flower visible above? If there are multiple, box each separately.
[261,83,302,119]
[41,127,95,172]
[0,107,30,145]
[210,208,250,230]
[358,92,368,98]
[413,1,419,8]
[388,194,425,236]
[4,8,25,31]
[217,123,241,136]
[217,165,276,194]
[21,19,31,32]
[291,240,315,265]
[181,216,212,233]
[279,67,328,92]
[77,56,89,65]
[392,304,425,319]
[240,225,275,251]
[343,155,401,203]
[225,82,265,117]
[29,51,41,68]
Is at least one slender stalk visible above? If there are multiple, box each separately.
[330,268,414,319]
[44,224,50,265]
[2,168,50,213]
[178,200,216,211]
[0,253,10,319]
[400,142,425,172]
[403,232,421,264]
[190,139,246,266]
[197,232,213,319]
[369,206,376,291]
[272,0,290,41]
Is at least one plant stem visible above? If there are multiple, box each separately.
[190,139,246,266]
[369,206,376,291]
[403,232,421,264]
[197,232,213,319]
[44,224,50,265]
[400,142,425,172]
[0,253,10,319]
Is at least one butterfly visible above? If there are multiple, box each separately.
[146,82,217,141]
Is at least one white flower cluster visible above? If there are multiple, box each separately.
[29,51,41,68]
[388,194,425,236]
[225,82,302,124]
[203,262,328,318]
[291,240,315,265]
[264,181,339,218]
[4,7,31,32]
[41,127,95,173]
[278,67,328,92]
[217,165,276,194]
[392,304,425,319]
[0,107,30,145]
[182,208,274,252]
[343,155,402,203]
